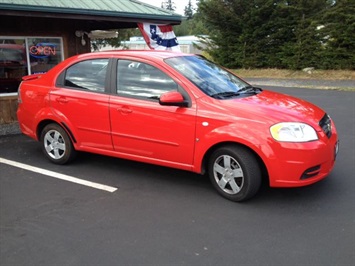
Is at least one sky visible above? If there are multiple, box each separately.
[137,0,196,16]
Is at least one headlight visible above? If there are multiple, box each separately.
[270,122,318,142]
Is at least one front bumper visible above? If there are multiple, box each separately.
[266,131,339,188]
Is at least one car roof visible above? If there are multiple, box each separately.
[76,50,192,61]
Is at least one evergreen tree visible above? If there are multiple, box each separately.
[161,0,176,11]
[174,18,210,36]
[198,0,330,69]
[276,0,330,69]
[174,0,211,36]
[318,0,355,69]
[184,0,194,19]
[198,0,277,68]
[195,0,353,69]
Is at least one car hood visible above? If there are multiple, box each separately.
[197,90,326,128]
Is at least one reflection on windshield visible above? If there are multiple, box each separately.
[165,56,250,97]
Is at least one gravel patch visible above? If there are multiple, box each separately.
[0,122,21,136]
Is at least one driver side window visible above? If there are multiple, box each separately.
[116,60,177,100]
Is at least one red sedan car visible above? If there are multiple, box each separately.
[17,50,339,201]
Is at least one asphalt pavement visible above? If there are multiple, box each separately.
[0,86,354,266]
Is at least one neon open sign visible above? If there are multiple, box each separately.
[29,43,56,59]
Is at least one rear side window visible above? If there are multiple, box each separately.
[64,59,109,92]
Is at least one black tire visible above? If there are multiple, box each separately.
[208,145,261,202]
[40,123,77,164]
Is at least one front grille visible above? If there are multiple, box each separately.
[319,114,332,138]
[301,165,321,180]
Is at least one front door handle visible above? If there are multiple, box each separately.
[117,107,132,114]
[56,97,68,104]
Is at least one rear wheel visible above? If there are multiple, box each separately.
[40,123,76,164]
[208,145,261,202]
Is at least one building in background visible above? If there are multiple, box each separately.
[98,35,206,54]
[0,0,182,124]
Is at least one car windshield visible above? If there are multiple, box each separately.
[165,56,252,99]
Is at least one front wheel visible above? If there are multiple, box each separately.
[208,145,262,202]
[40,123,77,164]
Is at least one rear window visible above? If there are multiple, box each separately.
[63,59,109,92]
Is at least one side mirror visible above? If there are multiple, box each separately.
[159,91,188,107]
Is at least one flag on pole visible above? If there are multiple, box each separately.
[137,23,181,52]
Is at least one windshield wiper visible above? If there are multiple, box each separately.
[211,91,240,99]
[238,85,262,94]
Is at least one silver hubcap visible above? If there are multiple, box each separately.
[44,130,66,159]
[213,155,244,195]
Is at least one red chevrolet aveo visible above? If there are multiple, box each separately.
[17,50,339,201]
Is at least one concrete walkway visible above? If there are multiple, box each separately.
[245,78,355,90]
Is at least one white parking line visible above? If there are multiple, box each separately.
[0,157,117,193]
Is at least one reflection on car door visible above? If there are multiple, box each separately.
[109,59,196,168]
[51,59,113,150]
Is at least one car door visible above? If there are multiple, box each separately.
[109,59,196,168]
[51,58,113,150]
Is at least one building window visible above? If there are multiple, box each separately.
[27,38,63,75]
[0,38,27,94]
[0,37,64,94]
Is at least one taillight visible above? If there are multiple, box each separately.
[17,84,22,104]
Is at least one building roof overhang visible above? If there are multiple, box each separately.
[0,0,183,26]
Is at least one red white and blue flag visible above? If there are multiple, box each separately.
[138,23,181,52]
